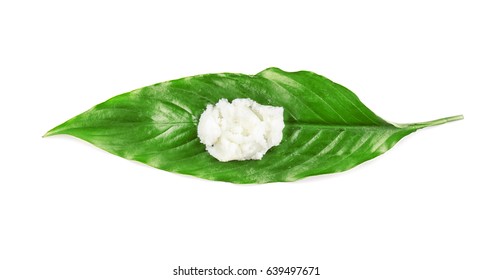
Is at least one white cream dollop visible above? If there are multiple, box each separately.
[197,98,284,162]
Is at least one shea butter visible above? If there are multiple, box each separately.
[197,98,284,162]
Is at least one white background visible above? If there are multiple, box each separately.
[1,0,491,279]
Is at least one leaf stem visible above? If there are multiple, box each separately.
[400,115,464,130]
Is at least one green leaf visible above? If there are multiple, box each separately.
[45,67,463,183]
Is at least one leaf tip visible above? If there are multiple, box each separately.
[43,124,66,138]
[42,129,55,138]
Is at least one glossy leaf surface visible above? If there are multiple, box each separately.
[45,68,462,183]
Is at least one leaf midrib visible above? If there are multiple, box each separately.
[151,121,402,131]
